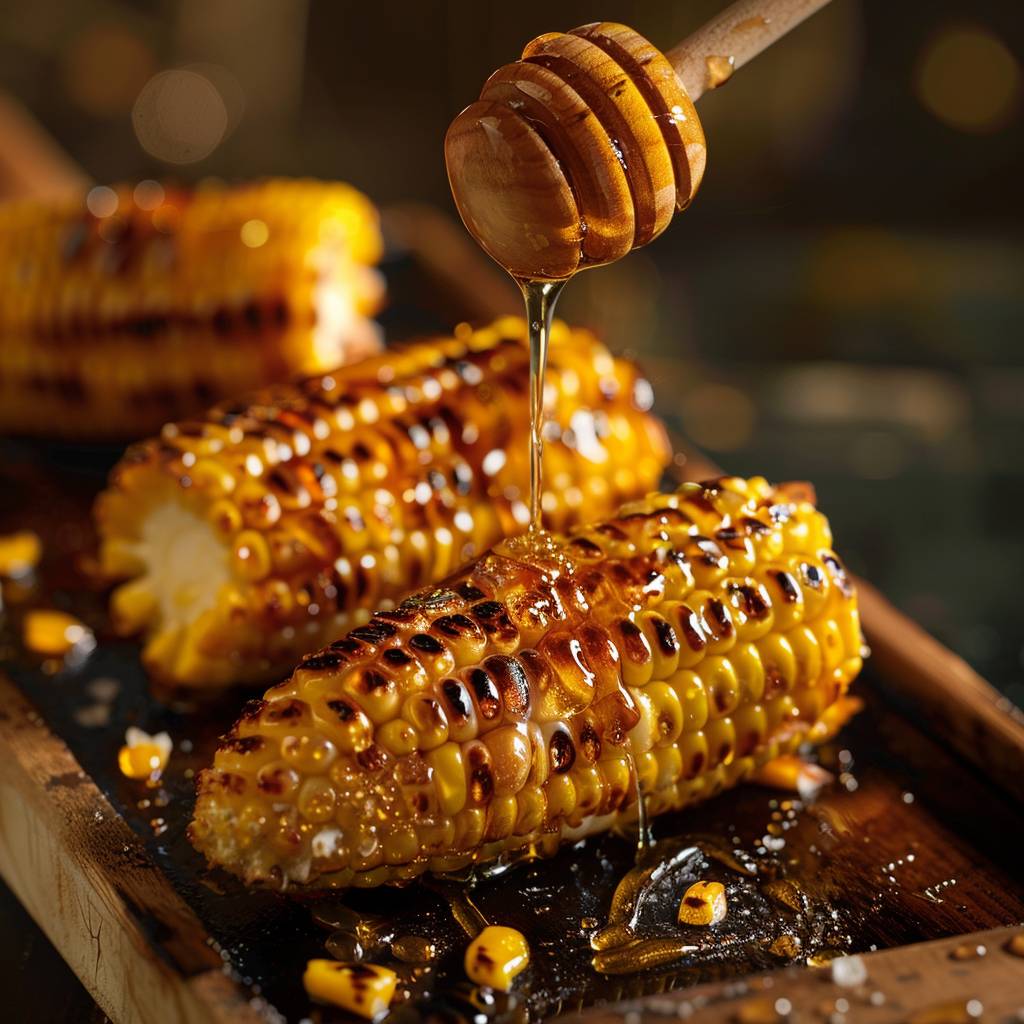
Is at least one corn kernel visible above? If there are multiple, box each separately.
[303,960,397,1018]
[752,753,833,798]
[464,925,530,991]
[23,610,93,657]
[677,880,728,926]
[118,727,172,781]
[0,531,41,577]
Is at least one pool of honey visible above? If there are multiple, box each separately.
[2,439,1023,1023]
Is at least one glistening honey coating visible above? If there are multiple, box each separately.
[95,317,670,688]
[0,178,383,438]
[189,476,863,888]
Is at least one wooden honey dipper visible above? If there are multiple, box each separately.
[445,0,831,280]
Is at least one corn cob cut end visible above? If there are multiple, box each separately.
[189,476,864,889]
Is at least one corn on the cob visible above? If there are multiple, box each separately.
[0,178,383,439]
[96,317,670,689]
[189,476,863,889]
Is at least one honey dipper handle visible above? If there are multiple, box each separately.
[666,0,833,101]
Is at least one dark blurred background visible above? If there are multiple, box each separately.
[1,1,1022,688]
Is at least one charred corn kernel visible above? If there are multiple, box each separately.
[302,960,396,1018]
[752,753,834,797]
[22,610,93,657]
[807,694,863,744]
[97,318,670,689]
[678,880,728,926]
[190,478,863,889]
[0,179,383,440]
[0,532,41,577]
[118,727,172,781]
[464,926,530,991]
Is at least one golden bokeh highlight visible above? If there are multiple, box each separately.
[240,218,270,248]
[132,69,229,164]
[85,185,119,218]
[915,24,1021,133]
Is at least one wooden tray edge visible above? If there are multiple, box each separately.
[0,673,266,1024]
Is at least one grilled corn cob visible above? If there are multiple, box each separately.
[0,178,383,439]
[189,476,863,889]
[96,317,670,689]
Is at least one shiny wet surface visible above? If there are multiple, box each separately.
[2,441,1023,1022]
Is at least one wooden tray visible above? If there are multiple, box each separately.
[2,220,1024,1024]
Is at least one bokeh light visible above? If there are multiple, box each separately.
[915,24,1021,133]
[85,185,118,218]
[240,218,269,248]
[132,68,229,164]
[132,179,165,210]
[62,25,155,117]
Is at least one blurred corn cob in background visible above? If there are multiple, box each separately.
[189,476,863,889]
[96,317,670,689]
[0,178,383,439]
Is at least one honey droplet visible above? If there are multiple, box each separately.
[705,55,736,90]
[391,935,438,964]
[325,930,364,961]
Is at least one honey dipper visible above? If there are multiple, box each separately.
[445,0,831,280]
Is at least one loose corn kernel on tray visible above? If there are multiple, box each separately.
[2,438,1023,1023]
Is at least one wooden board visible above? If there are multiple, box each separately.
[2,223,1024,1023]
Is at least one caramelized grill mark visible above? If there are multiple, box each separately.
[705,599,734,638]
[441,679,472,720]
[651,616,679,656]
[549,728,576,773]
[676,608,708,653]
[618,619,651,664]
[823,553,854,597]
[218,736,264,755]
[301,650,345,671]
[327,698,358,722]
[410,633,444,654]
[469,668,502,720]
[769,570,800,603]
[728,582,770,620]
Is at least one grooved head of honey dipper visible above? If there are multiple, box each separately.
[445,96,584,280]
[444,24,706,282]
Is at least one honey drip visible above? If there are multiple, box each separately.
[704,54,736,90]
[516,278,567,534]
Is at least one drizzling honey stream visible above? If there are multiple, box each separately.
[446,21,710,845]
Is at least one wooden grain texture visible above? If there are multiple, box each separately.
[857,578,1024,806]
[666,0,833,101]
[571,925,1024,1024]
[0,675,265,1024]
